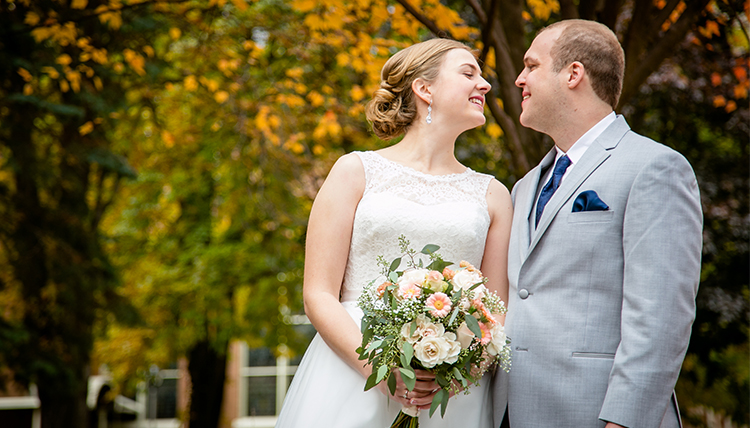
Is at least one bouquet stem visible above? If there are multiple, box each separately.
[390,408,419,428]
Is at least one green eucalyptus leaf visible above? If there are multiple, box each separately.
[389,271,399,283]
[388,372,397,395]
[447,305,460,325]
[399,367,416,391]
[440,388,449,417]
[364,372,378,391]
[389,257,402,272]
[421,244,440,254]
[377,364,388,382]
[465,315,482,338]
[429,389,445,417]
[403,341,414,363]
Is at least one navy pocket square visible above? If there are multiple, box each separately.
[572,190,609,212]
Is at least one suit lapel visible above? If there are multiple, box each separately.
[527,116,631,256]
[518,149,556,262]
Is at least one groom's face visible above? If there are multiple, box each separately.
[515,28,565,134]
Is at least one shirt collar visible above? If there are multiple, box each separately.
[554,111,617,165]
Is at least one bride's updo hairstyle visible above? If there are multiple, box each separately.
[365,38,472,140]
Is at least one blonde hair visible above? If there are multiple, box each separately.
[542,20,625,109]
[365,38,472,140]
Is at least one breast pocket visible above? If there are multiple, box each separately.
[567,210,615,224]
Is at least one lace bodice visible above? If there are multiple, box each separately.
[340,151,493,303]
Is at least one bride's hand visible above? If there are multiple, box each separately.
[377,368,441,410]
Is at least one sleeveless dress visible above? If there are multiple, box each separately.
[275,151,494,428]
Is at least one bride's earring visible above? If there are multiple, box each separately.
[426,100,432,124]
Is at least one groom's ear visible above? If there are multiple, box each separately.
[566,61,585,89]
[412,78,432,104]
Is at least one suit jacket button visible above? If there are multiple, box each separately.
[519,289,529,299]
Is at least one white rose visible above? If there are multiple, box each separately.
[399,269,429,287]
[414,335,451,368]
[456,322,475,349]
[442,332,462,364]
[400,322,421,344]
[451,269,484,292]
[416,314,445,338]
[486,323,507,356]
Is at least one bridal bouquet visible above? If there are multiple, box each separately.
[357,236,511,428]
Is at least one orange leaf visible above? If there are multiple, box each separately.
[710,72,722,87]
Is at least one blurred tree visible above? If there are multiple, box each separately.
[0,0,153,427]
[96,0,384,426]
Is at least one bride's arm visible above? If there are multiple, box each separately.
[303,153,439,409]
[481,178,513,323]
[303,153,368,376]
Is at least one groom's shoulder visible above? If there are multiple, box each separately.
[617,129,692,165]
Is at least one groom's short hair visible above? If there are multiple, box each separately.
[541,19,625,109]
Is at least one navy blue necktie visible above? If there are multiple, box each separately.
[535,155,571,228]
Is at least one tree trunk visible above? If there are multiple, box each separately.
[187,340,228,428]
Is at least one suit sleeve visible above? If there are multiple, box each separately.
[598,149,703,427]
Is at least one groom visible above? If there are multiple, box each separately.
[493,20,703,428]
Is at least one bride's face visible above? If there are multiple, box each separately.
[428,49,491,131]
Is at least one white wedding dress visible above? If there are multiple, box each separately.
[275,151,495,428]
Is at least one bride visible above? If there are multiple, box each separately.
[275,38,512,428]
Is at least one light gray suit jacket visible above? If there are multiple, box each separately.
[492,116,702,428]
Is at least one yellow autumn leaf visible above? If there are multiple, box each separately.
[312,144,325,155]
[169,27,181,40]
[294,82,307,94]
[94,77,103,91]
[123,49,146,76]
[42,66,60,79]
[286,67,304,79]
[31,27,53,43]
[268,115,281,128]
[56,54,72,66]
[230,0,247,11]
[487,123,503,139]
[214,91,230,103]
[66,71,81,92]
[79,121,94,135]
[91,48,108,64]
[712,95,726,108]
[307,91,325,107]
[527,0,559,22]
[24,12,40,26]
[17,68,33,82]
[161,130,175,148]
[184,75,198,91]
[350,85,365,102]
[142,46,155,58]
[23,84,33,96]
[71,0,88,9]
[54,22,78,47]
[291,0,317,13]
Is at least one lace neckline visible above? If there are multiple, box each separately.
[370,151,472,179]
